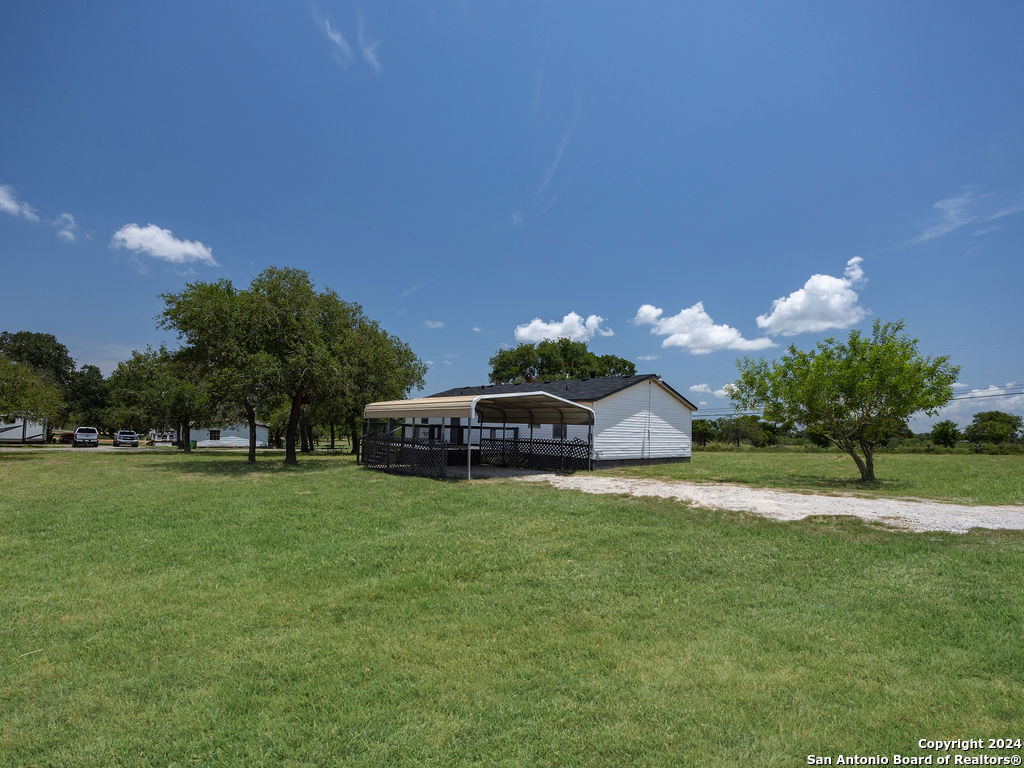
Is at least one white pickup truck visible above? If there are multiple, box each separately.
[72,426,100,447]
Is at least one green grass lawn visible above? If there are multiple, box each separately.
[2,451,1023,766]
[606,450,1024,505]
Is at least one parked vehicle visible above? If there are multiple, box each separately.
[58,431,75,444]
[72,427,100,447]
[113,430,139,447]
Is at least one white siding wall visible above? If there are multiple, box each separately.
[592,381,691,461]
[0,419,47,443]
[196,423,269,444]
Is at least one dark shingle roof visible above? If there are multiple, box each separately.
[430,374,697,410]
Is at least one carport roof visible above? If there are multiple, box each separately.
[364,391,595,425]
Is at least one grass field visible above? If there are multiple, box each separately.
[607,450,1024,506]
[2,451,1023,766]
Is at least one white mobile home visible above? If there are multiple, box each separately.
[0,418,48,443]
[194,423,270,448]
[365,374,696,472]
[429,375,696,467]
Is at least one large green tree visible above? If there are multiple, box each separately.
[160,279,283,464]
[930,419,961,449]
[67,364,110,429]
[106,346,215,450]
[489,339,635,384]
[0,355,63,423]
[965,411,1022,446]
[731,320,959,482]
[0,331,75,390]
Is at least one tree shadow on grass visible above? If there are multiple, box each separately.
[146,453,349,477]
[753,473,902,495]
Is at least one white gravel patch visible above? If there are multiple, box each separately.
[518,474,1024,534]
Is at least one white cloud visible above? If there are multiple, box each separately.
[442,360,453,366]
[912,384,1024,431]
[54,212,76,242]
[425,360,434,366]
[357,12,381,72]
[972,225,1000,237]
[755,257,867,337]
[425,320,444,329]
[401,284,420,298]
[633,303,774,355]
[111,223,217,266]
[514,311,613,343]
[713,385,735,399]
[986,200,1024,223]
[636,354,658,361]
[472,326,481,333]
[321,16,355,64]
[0,183,40,221]
[689,383,711,393]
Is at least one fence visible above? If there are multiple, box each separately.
[479,436,591,472]
[361,434,448,479]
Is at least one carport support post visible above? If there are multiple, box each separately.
[588,422,593,470]
[467,412,473,480]
[560,417,565,472]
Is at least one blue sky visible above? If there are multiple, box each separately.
[2,1,1022,428]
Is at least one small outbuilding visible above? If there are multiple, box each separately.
[362,374,696,478]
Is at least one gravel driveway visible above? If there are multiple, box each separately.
[519,474,1024,534]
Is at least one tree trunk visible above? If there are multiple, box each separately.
[860,443,876,482]
[182,421,192,453]
[349,420,360,460]
[330,422,335,450]
[285,396,302,465]
[300,411,310,453]
[245,402,257,465]
[305,419,315,452]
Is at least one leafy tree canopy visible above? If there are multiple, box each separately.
[489,339,636,384]
[0,355,64,422]
[964,411,1022,445]
[731,320,959,482]
[930,419,961,448]
[0,330,75,389]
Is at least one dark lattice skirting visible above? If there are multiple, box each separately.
[479,436,590,472]
[361,435,448,479]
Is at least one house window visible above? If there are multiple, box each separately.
[420,418,429,425]
[209,429,221,441]
[553,424,567,440]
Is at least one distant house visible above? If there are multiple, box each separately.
[430,374,697,467]
[195,423,270,448]
[0,418,48,443]
[150,422,270,447]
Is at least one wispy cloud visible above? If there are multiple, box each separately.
[401,284,420,298]
[510,210,524,226]
[514,311,613,343]
[536,120,576,201]
[472,326,481,333]
[913,189,1024,243]
[320,15,355,65]
[755,257,868,337]
[0,183,40,221]
[633,303,774,355]
[425,320,444,329]
[111,223,217,266]
[916,189,982,242]
[357,11,381,73]
[986,200,1024,222]
[53,212,77,242]
[636,354,658,361]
